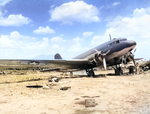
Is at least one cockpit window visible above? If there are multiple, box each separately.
[120,38,127,42]
[116,40,120,44]
[108,40,120,47]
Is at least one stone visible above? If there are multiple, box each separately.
[85,99,96,107]
[43,86,50,89]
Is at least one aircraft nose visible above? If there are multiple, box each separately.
[129,40,136,47]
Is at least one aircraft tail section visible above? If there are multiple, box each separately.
[54,53,62,59]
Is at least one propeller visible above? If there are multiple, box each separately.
[126,51,136,67]
[94,49,110,70]
[103,58,107,70]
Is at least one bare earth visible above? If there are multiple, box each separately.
[0,71,150,114]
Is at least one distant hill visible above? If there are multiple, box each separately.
[32,54,54,60]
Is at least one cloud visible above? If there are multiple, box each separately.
[50,36,66,42]
[33,26,55,34]
[9,31,29,39]
[0,0,31,26]
[49,1,100,24]
[25,38,49,51]
[0,0,12,7]
[0,14,32,26]
[68,37,82,52]
[0,31,31,49]
[83,32,94,37]
[0,31,50,59]
[91,7,150,59]
[105,8,150,39]
[0,32,86,59]
[91,35,103,45]
[52,44,59,49]
[105,2,121,9]
[0,35,16,48]
[112,2,121,6]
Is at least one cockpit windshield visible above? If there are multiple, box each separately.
[120,38,127,42]
[108,38,127,47]
[108,40,120,47]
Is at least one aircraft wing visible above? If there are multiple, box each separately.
[0,59,94,70]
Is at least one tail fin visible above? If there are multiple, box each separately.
[54,53,62,59]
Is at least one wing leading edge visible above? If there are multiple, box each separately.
[0,59,94,71]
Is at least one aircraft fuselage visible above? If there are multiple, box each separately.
[73,38,136,67]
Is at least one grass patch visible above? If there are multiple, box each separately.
[0,73,47,84]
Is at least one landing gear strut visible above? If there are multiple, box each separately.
[114,65,123,75]
[86,69,95,77]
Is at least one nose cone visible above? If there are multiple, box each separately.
[128,40,136,47]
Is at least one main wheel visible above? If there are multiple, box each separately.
[86,69,95,77]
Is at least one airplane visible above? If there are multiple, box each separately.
[0,37,136,76]
[126,59,150,72]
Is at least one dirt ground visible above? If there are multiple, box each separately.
[0,70,150,114]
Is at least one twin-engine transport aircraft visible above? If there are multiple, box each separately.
[0,38,136,76]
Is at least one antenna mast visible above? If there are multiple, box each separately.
[109,34,112,40]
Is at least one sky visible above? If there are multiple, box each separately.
[0,0,150,60]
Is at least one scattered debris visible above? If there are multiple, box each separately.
[60,86,71,90]
[81,96,91,98]
[75,98,97,107]
[17,72,26,75]
[91,96,100,98]
[81,95,100,98]
[85,99,96,107]
[75,101,85,106]
[48,77,59,82]
[75,98,80,100]
[0,71,5,75]
[26,85,43,88]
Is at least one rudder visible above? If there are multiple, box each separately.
[54,53,62,59]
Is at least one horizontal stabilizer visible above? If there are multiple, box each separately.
[134,58,144,61]
[54,53,62,59]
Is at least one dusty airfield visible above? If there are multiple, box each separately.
[0,70,150,114]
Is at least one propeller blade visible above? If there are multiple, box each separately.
[94,49,110,70]
[133,48,136,54]
[103,58,107,70]
[128,53,136,67]
[101,50,111,56]
[133,58,136,67]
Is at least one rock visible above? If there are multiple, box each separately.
[48,77,59,82]
[85,99,96,107]
[43,86,50,89]
[52,78,59,82]
[48,79,53,82]
[0,71,5,75]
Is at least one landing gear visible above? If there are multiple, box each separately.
[129,66,134,74]
[86,69,95,77]
[128,66,137,74]
[70,71,73,76]
[114,65,123,75]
